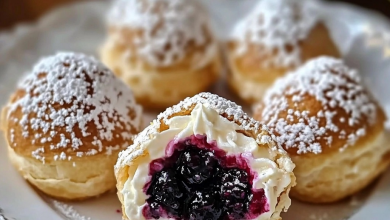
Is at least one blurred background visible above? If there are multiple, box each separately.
[0,0,389,31]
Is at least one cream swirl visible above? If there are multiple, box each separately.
[122,104,294,220]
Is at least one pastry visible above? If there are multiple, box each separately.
[254,57,390,203]
[226,0,340,103]
[100,0,221,109]
[115,92,296,220]
[0,52,143,200]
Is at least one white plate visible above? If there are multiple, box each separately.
[0,1,390,220]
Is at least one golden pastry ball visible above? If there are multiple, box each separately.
[1,52,143,200]
[254,57,390,203]
[227,0,340,103]
[100,0,222,109]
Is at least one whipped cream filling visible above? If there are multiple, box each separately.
[122,104,293,220]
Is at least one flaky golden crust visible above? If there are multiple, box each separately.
[7,145,120,200]
[227,23,340,103]
[290,131,390,203]
[116,152,149,220]
[115,93,296,220]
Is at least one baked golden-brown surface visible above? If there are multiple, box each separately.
[226,0,340,103]
[101,34,221,109]
[100,0,221,109]
[254,57,390,203]
[1,52,142,200]
[7,145,119,200]
[288,136,390,203]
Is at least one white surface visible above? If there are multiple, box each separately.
[0,0,390,220]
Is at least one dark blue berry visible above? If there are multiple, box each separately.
[143,136,259,220]
[220,169,251,218]
[147,169,183,217]
[176,147,218,185]
[185,189,222,220]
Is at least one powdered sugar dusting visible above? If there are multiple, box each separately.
[116,92,275,171]
[107,0,216,67]
[6,52,142,162]
[257,57,379,154]
[32,148,45,163]
[231,0,319,68]
[157,93,262,130]
[52,200,91,220]
[309,213,328,220]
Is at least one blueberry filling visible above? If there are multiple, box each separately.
[143,135,268,220]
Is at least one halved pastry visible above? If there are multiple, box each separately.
[101,0,221,109]
[115,92,295,220]
[1,52,143,200]
[226,0,340,103]
[254,57,390,203]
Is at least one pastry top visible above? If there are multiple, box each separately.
[254,57,386,155]
[230,0,319,68]
[107,0,217,68]
[2,52,142,163]
[116,92,285,171]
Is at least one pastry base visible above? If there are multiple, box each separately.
[291,130,390,203]
[7,145,120,201]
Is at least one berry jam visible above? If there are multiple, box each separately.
[143,135,268,220]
